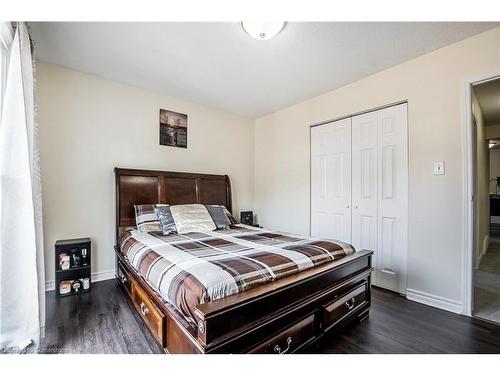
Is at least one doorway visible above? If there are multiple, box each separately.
[470,77,500,324]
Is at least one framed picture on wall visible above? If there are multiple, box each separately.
[159,109,188,148]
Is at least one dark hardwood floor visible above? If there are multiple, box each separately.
[39,280,500,354]
[41,279,160,354]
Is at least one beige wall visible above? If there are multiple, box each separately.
[485,124,500,139]
[490,148,500,194]
[254,28,500,308]
[472,92,490,267]
[37,62,255,287]
[38,27,500,312]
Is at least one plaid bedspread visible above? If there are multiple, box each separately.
[119,225,354,323]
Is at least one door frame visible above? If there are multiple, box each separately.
[309,100,408,129]
[462,72,500,316]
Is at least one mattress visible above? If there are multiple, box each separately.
[119,225,355,323]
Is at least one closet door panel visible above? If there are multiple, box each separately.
[311,103,408,294]
[351,111,378,285]
[311,125,329,238]
[311,118,352,243]
[376,104,408,294]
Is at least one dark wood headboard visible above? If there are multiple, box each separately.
[114,168,232,243]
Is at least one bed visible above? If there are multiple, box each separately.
[114,168,373,353]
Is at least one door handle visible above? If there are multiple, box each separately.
[345,297,355,310]
[381,268,396,276]
[140,302,149,316]
[274,337,292,354]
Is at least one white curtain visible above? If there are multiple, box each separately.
[0,22,45,351]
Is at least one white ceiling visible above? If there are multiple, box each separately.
[474,78,500,126]
[30,22,497,118]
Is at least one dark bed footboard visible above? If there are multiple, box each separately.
[195,249,373,353]
[115,246,372,354]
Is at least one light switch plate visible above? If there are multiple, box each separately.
[434,161,445,175]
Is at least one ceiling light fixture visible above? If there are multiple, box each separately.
[241,22,285,41]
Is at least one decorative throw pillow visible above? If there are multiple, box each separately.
[134,204,166,233]
[169,204,216,234]
[223,207,238,225]
[154,205,178,235]
[205,205,231,230]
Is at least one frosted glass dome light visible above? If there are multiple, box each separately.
[241,22,286,40]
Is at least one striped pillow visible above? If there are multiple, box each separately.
[134,204,166,233]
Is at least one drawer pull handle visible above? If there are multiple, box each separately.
[140,302,149,316]
[381,268,396,276]
[345,297,355,310]
[274,337,292,354]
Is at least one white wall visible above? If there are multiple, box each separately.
[254,27,500,312]
[37,62,255,288]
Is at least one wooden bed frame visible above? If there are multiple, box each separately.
[114,167,373,353]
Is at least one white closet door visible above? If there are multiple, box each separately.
[376,103,408,294]
[311,118,352,243]
[351,111,379,285]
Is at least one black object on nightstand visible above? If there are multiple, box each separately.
[240,211,254,225]
[55,237,91,298]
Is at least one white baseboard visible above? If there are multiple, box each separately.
[45,280,55,291]
[407,288,463,314]
[45,269,115,291]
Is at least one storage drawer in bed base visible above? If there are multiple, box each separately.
[117,260,166,348]
[248,313,317,354]
[245,280,370,354]
[321,281,369,332]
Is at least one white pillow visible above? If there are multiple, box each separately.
[169,204,216,234]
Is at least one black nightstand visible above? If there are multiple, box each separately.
[55,237,91,297]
